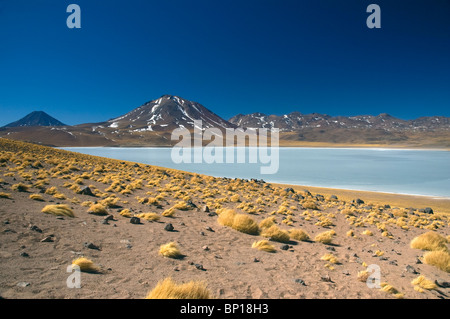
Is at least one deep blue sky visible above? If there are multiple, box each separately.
[0,0,449,126]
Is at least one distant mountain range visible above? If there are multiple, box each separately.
[3,111,66,128]
[1,95,449,148]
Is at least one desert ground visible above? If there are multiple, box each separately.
[0,138,449,299]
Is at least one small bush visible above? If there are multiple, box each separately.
[11,183,29,192]
[146,277,211,299]
[136,213,160,222]
[217,208,237,228]
[0,192,12,199]
[423,250,450,272]
[29,194,44,201]
[41,204,74,217]
[159,242,183,259]
[87,203,108,216]
[44,186,58,195]
[410,231,448,252]
[162,208,176,217]
[380,283,404,299]
[411,275,437,292]
[259,216,276,230]
[314,230,335,244]
[260,225,290,243]
[252,240,276,252]
[119,209,132,218]
[231,214,259,235]
[321,253,339,264]
[289,229,310,242]
[72,257,99,273]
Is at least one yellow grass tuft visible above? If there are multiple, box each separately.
[119,209,133,218]
[162,208,176,217]
[145,277,211,299]
[252,240,276,252]
[41,204,74,217]
[410,231,448,252]
[29,194,44,201]
[411,275,438,291]
[289,228,310,242]
[231,214,259,235]
[357,270,369,282]
[321,253,339,264]
[136,213,160,222]
[260,225,290,243]
[314,230,335,244]
[422,250,450,272]
[0,192,12,199]
[259,216,276,229]
[72,257,99,273]
[380,282,404,299]
[362,230,373,236]
[11,183,29,192]
[217,208,236,227]
[87,203,108,216]
[159,242,183,259]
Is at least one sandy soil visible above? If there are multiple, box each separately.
[0,139,449,299]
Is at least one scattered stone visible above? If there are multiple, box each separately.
[253,258,260,262]
[126,244,132,249]
[84,242,100,250]
[416,258,422,264]
[20,252,29,258]
[384,204,391,209]
[199,231,205,236]
[78,186,95,197]
[173,266,180,272]
[435,279,450,288]
[326,246,336,252]
[214,255,222,259]
[284,187,294,193]
[405,265,419,274]
[330,195,338,200]
[179,222,185,226]
[17,282,30,288]
[280,244,289,251]
[389,260,398,266]
[186,200,197,209]
[320,275,333,282]
[423,207,433,214]
[354,198,364,205]
[164,223,174,231]
[102,219,109,225]
[295,278,306,286]
[202,245,209,251]
[40,236,54,243]
[194,264,205,270]
[130,217,141,224]
[207,212,217,217]
[104,215,114,222]
[203,205,210,213]
[4,220,9,225]
[29,225,42,233]
[342,270,350,276]
[205,226,214,232]
[56,217,64,220]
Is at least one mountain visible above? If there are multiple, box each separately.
[101,95,235,132]
[3,111,66,128]
[229,112,450,133]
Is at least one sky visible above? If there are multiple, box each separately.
[0,0,449,126]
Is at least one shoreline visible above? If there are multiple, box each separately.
[273,182,450,215]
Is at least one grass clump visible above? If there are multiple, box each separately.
[11,183,29,192]
[321,253,339,264]
[29,194,45,201]
[217,208,237,227]
[146,277,211,299]
[422,250,450,272]
[259,216,276,229]
[252,240,276,252]
[380,283,404,299]
[411,275,438,293]
[410,231,448,252]
[119,209,133,218]
[41,204,74,217]
[0,192,12,199]
[87,203,108,216]
[136,212,160,222]
[289,228,310,242]
[231,214,259,235]
[314,230,335,244]
[71,257,99,273]
[260,225,290,243]
[159,242,183,259]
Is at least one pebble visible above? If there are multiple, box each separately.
[194,264,205,270]
[20,252,30,258]
[40,236,54,243]
[130,217,140,224]
[253,258,260,262]
[295,278,306,286]
[84,242,100,250]
[405,265,419,274]
[280,244,289,251]
[29,225,42,233]
[205,226,214,232]
[199,231,205,236]
[17,282,30,288]
[164,223,174,231]
[202,245,210,251]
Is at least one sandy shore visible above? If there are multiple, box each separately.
[0,139,449,300]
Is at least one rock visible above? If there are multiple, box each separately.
[295,278,306,286]
[104,215,114,221]
[354,198,365,205]
[203,205,210,213]
[423,207,433,214]
[330,195,338,200]
[164,223,174,231]
[40,236,54,243]
[199,231,205,236]
[253,258,260,262]
[326,246,336,252]
[207,212,217,217]
[29,225,42,233]
[435,279,450,288]
[102,219,109,225]
[20,252,29,258]
[405,265,418,274]
[205,226,214,232]
[84,242,100,250]
[17,282,30,288]
[130,217,141,224]
[280,244,289,251]
[194,264,205,271]
[78,186,95,196]
[173,266,180,272]
[202,245,210,251]
[186,200,197,209]
[126,244,132,249]
[320,275,333,282]
[284,187,294,193]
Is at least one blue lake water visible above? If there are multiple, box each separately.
[61,147,450,198]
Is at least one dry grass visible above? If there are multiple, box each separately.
[71,257,100,273]
[380,282,404,299]
[145,277,211,299]
[231,214,259,235]
[321,253,339,264]
[422,250,450,272]
[11,183,29,192]
[217,208,236,227]
[411,275,438,292]
[159,242,183,259]
[29,194,44,201]
[136,213,160,222]
[260,225,290,243]
[87,203,108,216]
[259,216,276,229]
[314,230,335,244]
[41,204,74,217]
[252,240,276,252]
[289,228,310,241]
[357,270,369,282]
[410,231,448,252]
[119,209,133,218]
[0,192,12,199]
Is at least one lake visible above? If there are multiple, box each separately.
[61,147,450,198]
